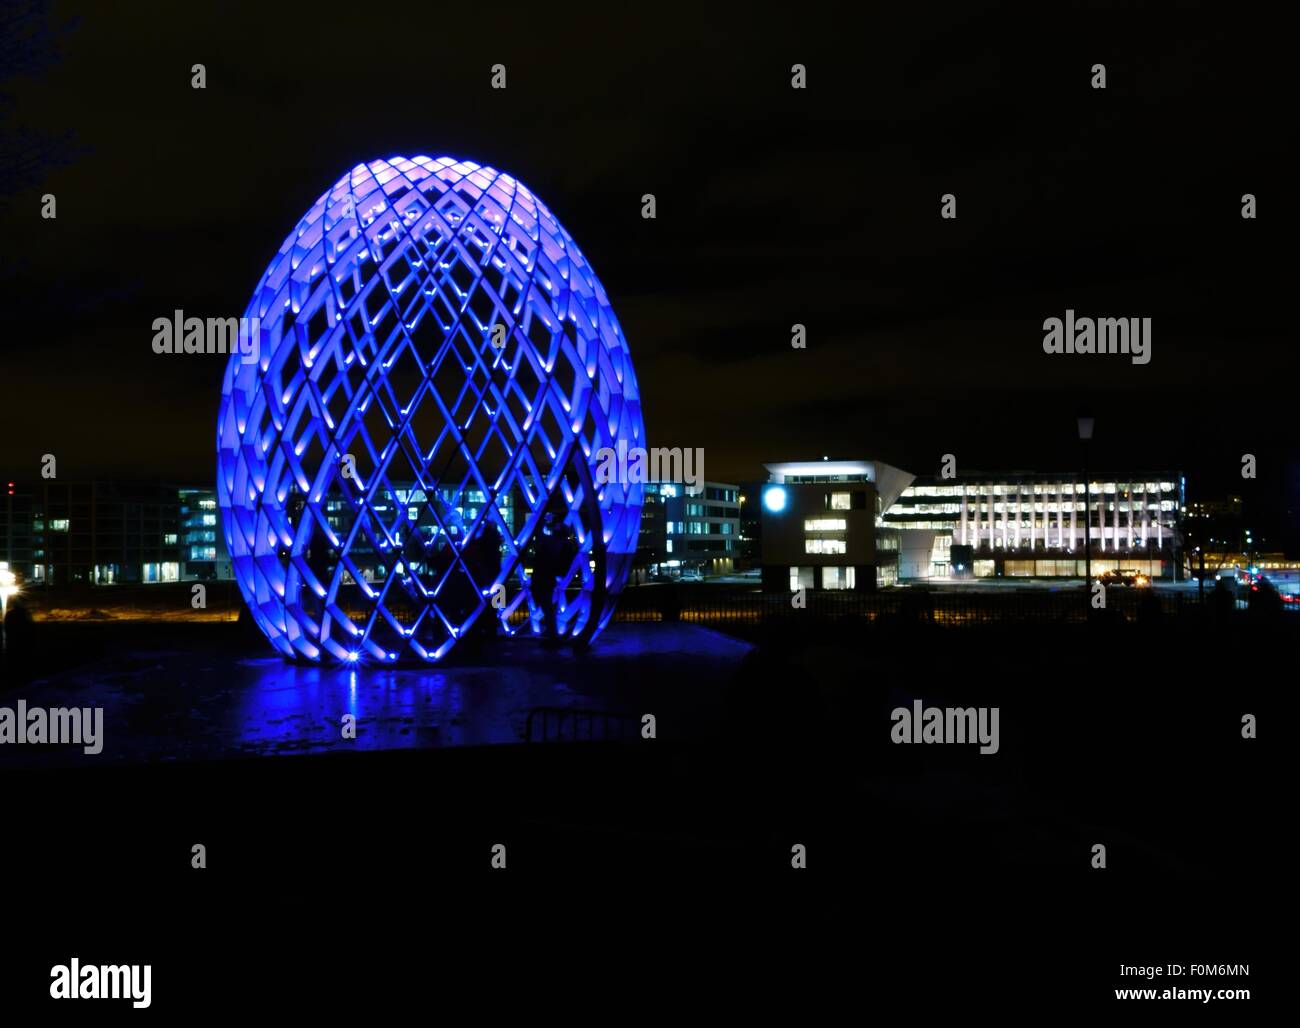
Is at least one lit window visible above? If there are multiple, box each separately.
[50,519,70,532]
[804,518,847,532]
[829,493,851,510]
[789,566,814,591]
[805,538,846,555]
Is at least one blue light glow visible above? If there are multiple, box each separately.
[763,486,788,513]
[217,156,645,665]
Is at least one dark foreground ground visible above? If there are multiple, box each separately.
[0,602,1281,1012]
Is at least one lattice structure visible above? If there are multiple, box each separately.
[217,156,645,664]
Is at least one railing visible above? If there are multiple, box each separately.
[606,584,1265,630]
[17,580,1284,632]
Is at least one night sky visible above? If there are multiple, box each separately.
[1,1,1295,545]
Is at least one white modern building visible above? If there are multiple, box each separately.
[882,472,1185,580]
[758,459,914,591]
[759,460,1186,588]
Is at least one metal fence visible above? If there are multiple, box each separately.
[607,584,1252,629]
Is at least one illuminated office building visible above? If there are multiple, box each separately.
[760,461,1187,587]
[883,472,1185,580]
[637,481,740,578]
[758,460,914,591]
[179,488,234,580]
[0,481,232,586]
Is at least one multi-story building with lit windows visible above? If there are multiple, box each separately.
[0,480,239,586]
[635,482,671,576]
[0,481,184,585]
[759,460,915,591]
[179,488,229,579]
[636,481,741,578]
[759,461,1188,587]
[673,481,741,574]
[882,471,1185,580]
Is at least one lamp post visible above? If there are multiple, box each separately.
[1194,501,1206,604]
[1077,417,1094,602]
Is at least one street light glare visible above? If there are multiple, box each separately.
[0,564,19,618]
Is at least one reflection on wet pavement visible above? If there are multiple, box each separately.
[1,624,751,767]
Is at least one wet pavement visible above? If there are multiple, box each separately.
[0,624,751,767]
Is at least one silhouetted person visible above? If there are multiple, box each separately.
[660,580,682,622]
[1212,577,1235,621]
[2,603,35,676]
[466,520,503,639]
[1137,585,1162,625]
[532,511,574,644]
[426,533,450,583]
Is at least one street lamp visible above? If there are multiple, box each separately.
[1077,417,1094,600]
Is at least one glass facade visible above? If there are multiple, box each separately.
[655,481,741,575]
[884,472,1184,580]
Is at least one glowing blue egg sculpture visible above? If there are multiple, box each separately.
[217,156,645,663]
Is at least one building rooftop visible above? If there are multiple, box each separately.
[763,460,916,511]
